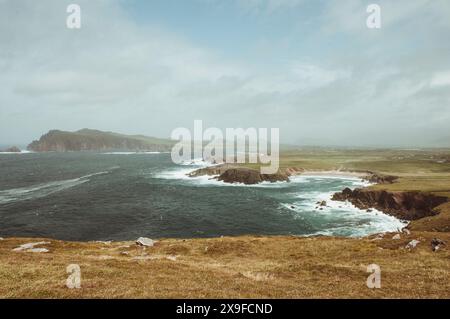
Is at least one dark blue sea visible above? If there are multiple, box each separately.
[0,152,405,241]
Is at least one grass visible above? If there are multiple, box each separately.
[277,148,450,173]
[0,232,449,298]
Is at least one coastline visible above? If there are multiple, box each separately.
[1,150,449,298]
[297,170,368,178]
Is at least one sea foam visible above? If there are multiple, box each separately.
[0,171,110,205]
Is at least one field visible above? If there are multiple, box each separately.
[1,148,449,298]
[0,232,448,298]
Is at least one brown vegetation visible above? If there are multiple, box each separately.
[0,232,448,298]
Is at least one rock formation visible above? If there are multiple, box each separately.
[284,167,304,176]
[332,188,448,220]
[217,168,289,185]
[187,164,237,177]
[188,165,290,185]
[136,237,155,247]
[363,173,398,184]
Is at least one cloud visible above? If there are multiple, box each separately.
[0,0,449,147]
[201,0,306,15]
[430,71,450,88]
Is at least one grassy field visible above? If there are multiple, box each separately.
[1,148,449,298]
[0,232,448,298]
[279,148,450,175]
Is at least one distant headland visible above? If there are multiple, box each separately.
[27,129,174,152]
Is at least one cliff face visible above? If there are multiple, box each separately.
[27,129,173,152]
[217,168,289,185]
[187,164,236,177]
[332,188,448,220]
[188,165,290,185]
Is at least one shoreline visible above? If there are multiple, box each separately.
[297,170,368,178]
[1,168,448,298]
[0,169,407,242]
[1,166,441,242]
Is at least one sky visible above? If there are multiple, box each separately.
[0,0,449,147]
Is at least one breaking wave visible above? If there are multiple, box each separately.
[0,171,110,205]
[155,167,407,236]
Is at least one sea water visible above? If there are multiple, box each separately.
[0,152,406,240]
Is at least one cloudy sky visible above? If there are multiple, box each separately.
[0,0,449,147]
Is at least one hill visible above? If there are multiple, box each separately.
[27,129,174,152]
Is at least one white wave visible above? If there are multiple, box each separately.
[0,150,33,155]
[154,165,294,188]
[291,174,372,186]
[153,167,196,180]
[190,173,370,189]
[0,171,109,205]
[154,166,406,235]
[156,167,371,190]
[178,158,219,167]
[280,181,407,237]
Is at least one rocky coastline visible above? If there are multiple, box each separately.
[187,164,291,185]
[332,187,448,221]
[188,164,449,225]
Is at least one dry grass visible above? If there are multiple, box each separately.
[278,148,450,175]
[0,232,449,298]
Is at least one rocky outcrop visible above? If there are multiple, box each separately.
[136,237,155,247]
[187,164,237,177]
[363,173,398,184]
[332,188,448,220]
[284,167,304,176]
[13,241,50,253]
[188,164,290,185]
[431,238,445,252]
[0,146,21,153]
[217,168,290,185]
[27,129,173,152]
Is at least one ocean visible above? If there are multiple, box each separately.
[0,152,406,241]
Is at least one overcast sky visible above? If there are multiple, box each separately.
[0,0,449,147]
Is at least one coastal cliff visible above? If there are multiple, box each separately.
[332,188,448,220]
[188,164,290,184]
[217,168,290,184]
[27,129,173,152]
[187,164,236,177]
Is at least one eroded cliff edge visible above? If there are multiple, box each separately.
[188,164,290,185]
[332,187,448,221]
